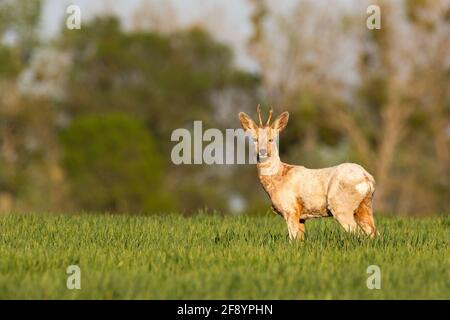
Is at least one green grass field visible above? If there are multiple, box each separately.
[0,213,448,299]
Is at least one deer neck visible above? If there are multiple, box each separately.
[257,155,282,177]
[257,155,284,194]
[257,157,294,198]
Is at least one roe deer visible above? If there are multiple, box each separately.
[239,106,377,240]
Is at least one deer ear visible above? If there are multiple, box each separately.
[271,111,289,132]
[239,112,258,133]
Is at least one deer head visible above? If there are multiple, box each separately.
[239,105,289,163]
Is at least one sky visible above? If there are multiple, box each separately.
[41,0,258,70]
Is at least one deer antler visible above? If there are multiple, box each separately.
[266,106,273,126]
[256,104,263,127]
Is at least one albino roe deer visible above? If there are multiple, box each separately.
[239,106,377,240]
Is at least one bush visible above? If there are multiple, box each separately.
[61,113,172,213]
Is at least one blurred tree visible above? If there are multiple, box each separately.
[0,0,67,213]
[58,17,257,143]
[57,17,259,213]
[1,11,259,214]
[0,0,42,62]
[352,0,449,214]
[61,114,171,213]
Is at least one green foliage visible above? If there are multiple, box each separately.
[0,0,42,60]
[0,45,21,77]
[61,114,172,213]
[52,17,259,213]
[59,17,259,141]
[0,214,448,299]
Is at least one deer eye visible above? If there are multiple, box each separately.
[269,139,274,142]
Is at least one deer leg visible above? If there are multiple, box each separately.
[354,195,377,238]
[328,194,360,234]
[285,199,307,241]
[297,219,306,240]
[333,210,359,234]
[286,215,305,241]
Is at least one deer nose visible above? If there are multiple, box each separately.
[259,149,267,156]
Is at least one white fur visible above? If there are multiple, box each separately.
[355,182,370,195]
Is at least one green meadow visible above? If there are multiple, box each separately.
[0,214,448,299]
